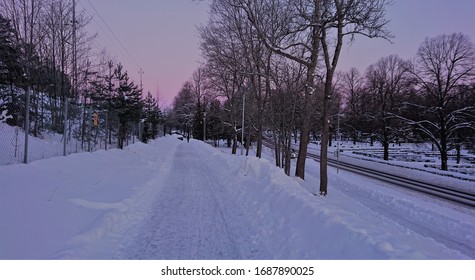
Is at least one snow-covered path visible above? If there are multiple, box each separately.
[121,142,268,259]
[1,135,474,259]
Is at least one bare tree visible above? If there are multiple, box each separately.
[269,57,304,175]
[235,0,323,180]
[233,0,392,195]
[198,2,247,153]
[316,0,393,195]
[340,67,366,144]
[201,0,273,158]
[365,55,411,160]
[407,33,475,171]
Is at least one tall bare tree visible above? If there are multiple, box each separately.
[236,0,323,180]
[340,67,366,143]
[365,55,411,160]
[233,0,392,195]
[269,57,305,175]
[407,33,475,171]
[317,0,392,195]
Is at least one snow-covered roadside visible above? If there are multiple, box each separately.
[0,136,181,259]
[306,141,475,185]
[1,136,474,259]
[0,123,81,165]
[220,154,474,259]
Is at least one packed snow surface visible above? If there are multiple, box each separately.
[1,135,474,259]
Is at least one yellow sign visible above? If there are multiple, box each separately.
[93,112,98,127]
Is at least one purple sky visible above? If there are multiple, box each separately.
[83,0,475,107]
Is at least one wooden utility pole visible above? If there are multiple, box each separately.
[64,0,76,156]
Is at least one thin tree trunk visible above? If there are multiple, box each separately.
[383,141,389,161]
[295,66,316,179]
[273,130,280,167]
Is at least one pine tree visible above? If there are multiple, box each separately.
[192,99,204,140]
[0,15,23,87]
[207,99,224,146]
[113,63,143,149]
[142,91,160,142]
[0,14,24,126]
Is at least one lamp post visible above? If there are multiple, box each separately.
[24,82,30,163]
[63,0,77,156]
[337,113,343,174]
[203,112,206,142]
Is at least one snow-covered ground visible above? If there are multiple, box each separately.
[1,131,474,260]
[0,122,133,165]
[308,140,475,180]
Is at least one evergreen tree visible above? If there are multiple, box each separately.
[142,91,161,142]
[207,99,224,145]
[113,63,143,149]
[0,14,23,87]
[0,14,24,127]
[192,99,204,140]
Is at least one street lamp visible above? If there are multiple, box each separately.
[241,88,246,155]
[203,112,207,142]
[337,113,343,173]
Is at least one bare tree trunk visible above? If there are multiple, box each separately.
[456,144,461,164]
[232,132,237,154]
[295,63,317,179]
[440,120,448,171]
[273,130,280,167]
[320,79,332,195]
[383,141,389,161]
[284,134,291,176]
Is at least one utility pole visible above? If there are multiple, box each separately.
[23,82,30,163]
[105,110,108,150]
[64,0,77,156]
[139,68,144,90]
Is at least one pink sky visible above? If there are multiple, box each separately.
[83,0,475,108]
[83,0,209,107]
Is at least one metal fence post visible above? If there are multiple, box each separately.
[23,86,30,164]
[105,110,108,151]
[63,97,68,156]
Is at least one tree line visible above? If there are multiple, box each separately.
[168,0,475,195]
[0,0,162,156]
[3,1,473,193]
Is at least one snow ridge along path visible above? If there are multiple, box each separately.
[1,135,473,259]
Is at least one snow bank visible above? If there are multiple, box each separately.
[201,142,472,259]
[0,136,181,259]
[0,123,66,165]
[1,135,472,259]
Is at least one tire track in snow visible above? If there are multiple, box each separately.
[123,142,269,259]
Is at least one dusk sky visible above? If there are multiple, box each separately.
[82,0,475,107]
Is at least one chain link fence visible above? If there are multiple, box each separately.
[1,88,153,166]
[1,86,26,165]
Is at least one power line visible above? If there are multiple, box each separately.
[83,0,142,71]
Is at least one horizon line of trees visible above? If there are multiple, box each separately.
[168,0,474,195]
[0,0,163,157]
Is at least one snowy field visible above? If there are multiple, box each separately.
[307,140,475,180]
[1,129,474,260]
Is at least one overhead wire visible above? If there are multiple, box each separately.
[78,2,120,60]
[82,0,142,71]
